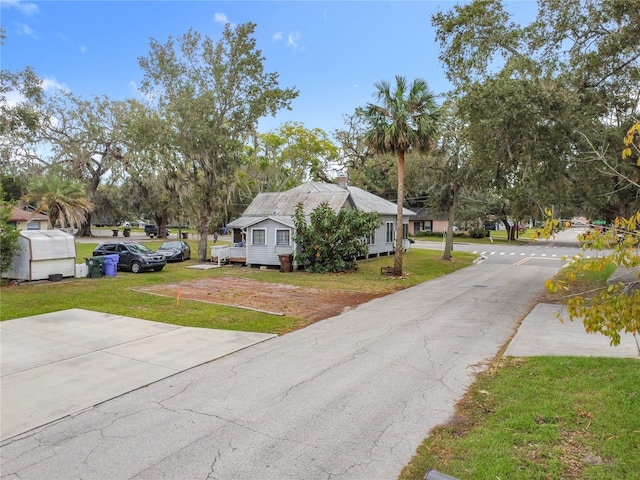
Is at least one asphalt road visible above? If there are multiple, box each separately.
[1,247,565,480]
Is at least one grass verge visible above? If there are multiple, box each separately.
[0,240,475,334]
[400,257,639,480]
[399,356,640,480]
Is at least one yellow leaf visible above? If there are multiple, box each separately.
[545,279,556,293]
[622,147,632,159]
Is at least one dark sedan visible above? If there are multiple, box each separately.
[92,242,166,273]
[157,240,191,262]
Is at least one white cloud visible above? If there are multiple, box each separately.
[41,77,68,93]
[16,22,37,38]
[214,12,234,27]
[287,32,300,49]
[5,76,67,108]
[1,0,40,15]
[80,46,87,54]
[5,89,25,108]
[272,31,302,50]
[129,80,156,104]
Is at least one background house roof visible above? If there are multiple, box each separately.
[10,207,49,222]
[411,206,448,221]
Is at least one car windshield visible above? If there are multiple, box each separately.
[128,243,154,253]
[160,242,181,249]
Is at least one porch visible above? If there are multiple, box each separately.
[211,245,247,265]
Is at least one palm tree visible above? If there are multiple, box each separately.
[23,175,94,231]
[362,75,440,274]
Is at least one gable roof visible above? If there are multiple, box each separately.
[226,215,294,229]
[240,182,415,219]
[10,207,49,222]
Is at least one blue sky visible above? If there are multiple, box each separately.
[2,0,538,136]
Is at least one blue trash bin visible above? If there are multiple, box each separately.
[103,254,119,277]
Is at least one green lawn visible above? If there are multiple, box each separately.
[1,241,475,335]
[412,228,536,245]
[400,356,640,480]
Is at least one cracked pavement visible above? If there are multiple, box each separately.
[1,260,561,479]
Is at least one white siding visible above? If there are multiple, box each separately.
[246,219,295,266]
[368,214,404,256]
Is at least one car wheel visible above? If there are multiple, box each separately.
[131,261,142,274]
[154,266,164,271]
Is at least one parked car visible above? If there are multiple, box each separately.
[92,242,167,273]
[130,219,146,228]
[157,240,191,262]
[144,224,170,238]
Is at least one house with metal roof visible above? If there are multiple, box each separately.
[220,180,415,269]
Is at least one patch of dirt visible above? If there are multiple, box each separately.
[135,276,383,322]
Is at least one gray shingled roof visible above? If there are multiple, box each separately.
[244,182,415,216]
[244,189,350,216]
[231,181,415,226]
[226,215,294,229]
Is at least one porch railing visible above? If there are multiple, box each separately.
[211,246,230,266]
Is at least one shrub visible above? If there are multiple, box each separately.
[293,202,382,273]
[468,227,487,238]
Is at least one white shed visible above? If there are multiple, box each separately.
[3,230,76,281]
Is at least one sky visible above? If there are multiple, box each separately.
[1,0,538,136]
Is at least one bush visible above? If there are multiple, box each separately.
[415,230,443,238]
[468,227,487,238]
[293,202,382,273]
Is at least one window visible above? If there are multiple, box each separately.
[252,229,266,245]
[368,233,375,245]
[276,229,290,246]
[386,222,394,243]
[403,223,409,240]
[26,221,41,230]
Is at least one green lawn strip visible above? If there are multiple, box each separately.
[412,229,535,245]
[1,243,475,334]
[540,260,618,305]
[400,356,640,480]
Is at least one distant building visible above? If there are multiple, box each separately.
[8,207,50,231]
[409,206,448,235]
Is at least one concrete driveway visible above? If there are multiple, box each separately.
[0,309,275,441]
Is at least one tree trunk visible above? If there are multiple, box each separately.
[442,183,460,261]
[501,218,515,241]
[394,151,405,275]
[77,214,92,237]
[197,210,211,262]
